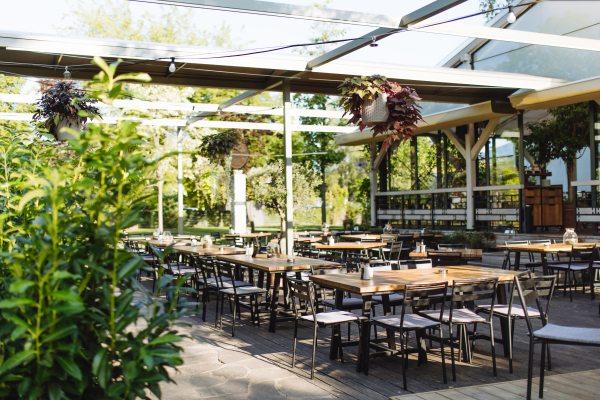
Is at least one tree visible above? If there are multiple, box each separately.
[247,161,318,234]
[479,0,514,22]
[525,103,589,201]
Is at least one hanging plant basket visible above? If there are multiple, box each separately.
[55,116,83,141]
[339,75,423,150]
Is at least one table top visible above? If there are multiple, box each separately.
[174,246,246,256]
[409,249,483,258]
[310,265,521,294]
[314,242,387,250]
[131,238,191,247]
[223,233,272,238]
[340,234,443,241]
[497,243,596,252]
[296,237,324,243]
[215,254,342,272]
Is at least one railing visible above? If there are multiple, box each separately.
[572,180,600,234]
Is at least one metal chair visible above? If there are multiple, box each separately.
[502,240,530,270]
[399,259,433,270]
[370,282,449,389]
[420,277,499,382]
[427,251,462,267]
[515,272,600,400]
[288,278,366,379]
[547,244,596,301]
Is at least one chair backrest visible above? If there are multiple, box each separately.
[369,261,392,272]
[529,239,551,245]
[345,255,361,273]
[513,272,553,335]
[509,273,556,324]
[569,244,596,265]
[428,251,462,267]
[450,278,498,322]
[505,240,529,246]
[310,265,346,275]
[210,232,221,240]
[381,234,398,243]
[399,258,432,270]
[215,261,237,289]
[388,241,404,263]
[326,251,344,264]
[400,282,448,327]
[437,243,467,250]
[288,278,316,321]
[360,237,378,242]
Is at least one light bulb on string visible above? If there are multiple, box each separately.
[169,58,176,73]
[63,66,72,80]
[506,6,516,24]
[369,37,378,48]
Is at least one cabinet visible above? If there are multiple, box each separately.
[524,185,563,227]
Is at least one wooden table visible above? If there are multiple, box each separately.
[409,248,483,259]
[223,233,272,245]
[497,243,595,273]
[216,254,343,332]
[295,237,324,243]
[340,234,443,241]
[175,245,246,256]
[310,266,522,371]
[314,242,387,261]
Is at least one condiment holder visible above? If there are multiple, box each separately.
[361,263,373,280]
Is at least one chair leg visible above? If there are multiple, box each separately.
[508,317,513,374]
[220,294,225,329]
[400,332,407,391]
[311,324,318,379]
[449,324,456,382]
[215,292,220,328]
[292,319,298,369]
[539,342,546,399]
[527,340,534,400]
[439,326,447,384]
[489,322,497,378]
[569,270,573,302]
[231,296,237,337]
[547,344,552,371]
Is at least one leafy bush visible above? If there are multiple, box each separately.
[0,58,194,399]
[437,230,496,250]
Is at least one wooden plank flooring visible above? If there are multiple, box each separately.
[390,369,600,400]
[144,261,600,399]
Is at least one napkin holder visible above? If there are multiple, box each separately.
[361,264,373,280]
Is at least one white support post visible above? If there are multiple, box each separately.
[231,171,247,234]
[283,80,294,255]
[465,124,476,230]
[177,127,184,235]
[370,143,377,227]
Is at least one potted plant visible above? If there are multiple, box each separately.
[338,75,423,150]
[199,130,241,202]
[32,80,100,141]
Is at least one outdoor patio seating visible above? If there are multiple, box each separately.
[547,244,596,301]
[427,251,463,267]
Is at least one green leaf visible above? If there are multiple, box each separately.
[8,280,35,294]
[148,334,182,345]
[56,356,82,380]
[117,257,142,281]
[48,381,63,400]
[42,325,76,343]
[17,189,46,211]
[0,350,35,375]
[0,299,34,309]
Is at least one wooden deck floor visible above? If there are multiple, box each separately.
[390,369,600,400]
[147,262,600,399]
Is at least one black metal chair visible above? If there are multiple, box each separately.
[515,272,600,400]
[399,259,433,270]
[547,244,595,301]
[420,277,499,382]
[427,251,462,267]
[288,278,366,379]
[502,240,530,270]
[370,282,449,390]
[477,273,556,373]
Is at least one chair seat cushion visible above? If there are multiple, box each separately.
[371,294,404,304]
[322,298,370,310]
[420,308,486,324]
[220,286,267,295]
[205,277,232,285]
[373,314,439,330]
[217,280,253,289]
[550,263,589,271]
[301,309,366,325]
[478,304,541,318]
[176,267,196,274]
[533,323,600,345]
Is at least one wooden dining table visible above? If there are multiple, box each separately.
[340,234,443,241]
[409,248,483,259]
[310,265,522,372]
[314,242,387,261]
[175,245,246,256]
[216,254,343,333]
[131,238,191,248]
[497,242,596,273]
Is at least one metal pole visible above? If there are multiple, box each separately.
[177,127,184,235]
[283,80,294,255]
[465,124,475,230]
[370,143,377,227]
[518,112,525,233]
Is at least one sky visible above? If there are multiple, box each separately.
[0,0,488,67]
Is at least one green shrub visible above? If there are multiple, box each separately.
[437,230,495,250]
[0,58,194,399]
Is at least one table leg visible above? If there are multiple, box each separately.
[380,294,397,351]
[497,282,510,357]
[415,329,428,365]
[541,252,548,275]
[268,272,281,333]
[357,294,372,374]
[513,251,521,271]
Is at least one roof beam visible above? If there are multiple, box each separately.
[307,0,467,70]
[413,22,600,53]
[471,117,500,160]
[442,128,466,158]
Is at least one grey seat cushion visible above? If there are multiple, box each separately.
[213,279,252,289]
[205,277,232,285]
[533,323,600,345]
[420,308,486,324]
[478,304,541,318]
[322,298,370,310]
[371,293,404,304]
[550,263,589,271]
[301,309,367,325]
[176,267,196,274]
[373,314,439,330]
[220,286,267,295]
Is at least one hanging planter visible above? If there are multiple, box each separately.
[32,81,100,142]
[339,75,423,150]
[199,130,241,204]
